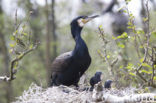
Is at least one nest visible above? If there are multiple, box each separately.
[13,83,156,103]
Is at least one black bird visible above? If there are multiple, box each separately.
[102,0,118,14]
[104,80,113,89]
[102,0,128,36]
[90,72,102,91]
[50,15,99,87]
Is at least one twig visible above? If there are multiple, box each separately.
[111,58,118,67]
[126,6,141,58]
[0,42,39,82]
[135,0,150,82]
[151,47,156,86]
[98,27,117,76]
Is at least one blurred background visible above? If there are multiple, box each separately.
[0,0,156,103]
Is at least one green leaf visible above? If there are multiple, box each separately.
[143,17,148,22]
[13,61,18,69]
[154,76,156,81]
[127,21,132,26]
[129,72,136,76]
[127,26,132,29]
[117,43,125,48]
[129,13,133,17]
[29,44,33,49]
[117,32,128,39]
[120,65,123,69]
[9,43,16,48]
[112,36,116,40]
[10,36,15,41]
[151,31,156,36]
[140,58,144,63]
[141,70,148,74]
[144,87,149,92]
[142,63,152,69]
[137,30,145,35]
[118,7,124,12]
[139,45,144,48]
[107,55,110,59]
[23,33,28,36]
[99,25,103,29]
[126,63,134,70]
[123,10,127,13]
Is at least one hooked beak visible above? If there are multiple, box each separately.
[82,15,99,24]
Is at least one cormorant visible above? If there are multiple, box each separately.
[90,72,102,91]
[102,0,118,14]
[50,15,99,87]
[104,80,113,89]
[102,0,128,36]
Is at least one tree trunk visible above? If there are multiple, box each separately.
[45,0,51,86]
[51,0,57,59]
[44,0,58,86]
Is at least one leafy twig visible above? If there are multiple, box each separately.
[0,42,39,82]
[135,1,150,82]
[98,27,118,76]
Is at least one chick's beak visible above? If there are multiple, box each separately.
[82,15,99,24]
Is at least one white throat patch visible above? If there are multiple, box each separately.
[77,19,85,27]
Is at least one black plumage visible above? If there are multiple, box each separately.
[102,0,118,14]
[50,15,99,87]
[90,72,102,91]
[102,0,128,36]
[104,80,113,89]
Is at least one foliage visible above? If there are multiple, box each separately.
[97,0,156,88]
[0,0,156,103]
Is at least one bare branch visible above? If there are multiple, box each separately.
[111,58,118,67]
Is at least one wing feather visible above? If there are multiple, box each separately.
[51,51,73,72]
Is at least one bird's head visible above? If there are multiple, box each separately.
[104,80,113,88]
[95,71,103,80]
[95,71,102,77]
[70,15,99,38]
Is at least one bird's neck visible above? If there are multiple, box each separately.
[103,0,115,13]
[73,32,89,57]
